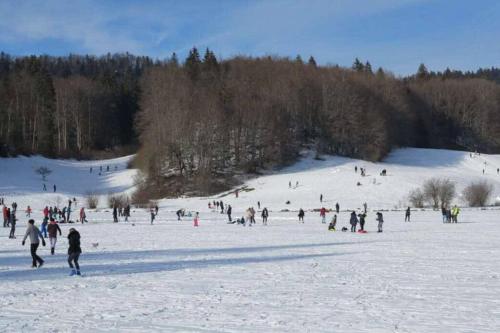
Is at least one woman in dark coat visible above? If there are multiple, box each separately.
[68,228,82,276]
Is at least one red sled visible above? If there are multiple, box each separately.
[358,230,367,233]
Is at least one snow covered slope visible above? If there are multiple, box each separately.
[170,148,500,213]
[0,154,136,209]
[1,148,500,212]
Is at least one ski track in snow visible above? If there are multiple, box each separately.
[0,148,500,332]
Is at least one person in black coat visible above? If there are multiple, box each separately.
[67,228,82,276]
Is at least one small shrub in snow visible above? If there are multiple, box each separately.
[86,192,99,209]
[422,178,455,208]
[463,181,493,207]
[107,193,129,208]
[408,188,425,208]
[437,179,456,208]
[423,178,441,208]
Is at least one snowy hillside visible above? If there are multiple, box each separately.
[1,149,500,332]
[0,154,136,210]
[2,148,500,212]
[170,148,500,213]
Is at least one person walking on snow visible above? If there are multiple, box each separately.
[193,212,200,227]
[47,218,62,255]
[335,203,340,214]
[298,209,305,223]
[262,207,269,225]
[320,194,323,203]
[405,207,411,222]
[67,228,82,276]
[26,206,32,217]
[80,207,87,223]
[376,212,384,232]
[53,184,57,192]
[22,219,46,268]
[320,207,327,224]
[9,211,16,238]
[350,211,358,232]
[113,206,118,223]
[41,216,49,237]
[150,207,156,224]
[227,205,232,222]
[3,205,8,227]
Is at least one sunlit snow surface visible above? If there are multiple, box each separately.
[1,148,500,332]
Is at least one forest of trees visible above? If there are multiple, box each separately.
[1,50,500,198]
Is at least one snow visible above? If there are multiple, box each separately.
[1,148,500,332]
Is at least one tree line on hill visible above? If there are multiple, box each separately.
[1,50,500,198]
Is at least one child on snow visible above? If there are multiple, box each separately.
[193,212,199,227]
[47,218,62,255]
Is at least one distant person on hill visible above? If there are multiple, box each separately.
[25,206,32,217]
[328,214,337,231]
[335,203,340,213]
[22,219,46,268]
[376,212,384,232]
[193,212,199,227]
[3,205,9,227]
[441,206,447,223]
[227,205,232,222]
[355,166,358,173]
[47,218,62,255]
[112,206,118,222]
[298,208,305,223]
[320,194,323,203]
[9,211,16,238]
[257,201,261,209]
[289,181,292,188]
[405,207,411,222]
[358,212,366,231]
[150,207,156,224]
[363,202,367,213]
[80,207,87,223]
[451,205,460,223]
[320,207,327,224]
[176,209,184,221]
[262,207,269,225]
[43,183,47,191]
[220,201,224,214]
[350,211,358,232]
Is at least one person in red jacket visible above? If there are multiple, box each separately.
[320,207,327,224]
[43,206,49,218]
[79,207,87,223]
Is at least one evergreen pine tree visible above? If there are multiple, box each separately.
[416,63,429,80]
[365,61,373,74]
[308,56,317,67]
[352,58,364,72]
[185,47,201,81]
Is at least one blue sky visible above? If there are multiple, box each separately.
[0,0,498,75]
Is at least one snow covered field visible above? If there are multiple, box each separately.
[1,148,500,332]
[1,209,499,332]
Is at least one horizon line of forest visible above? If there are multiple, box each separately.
[1,49,500,198]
